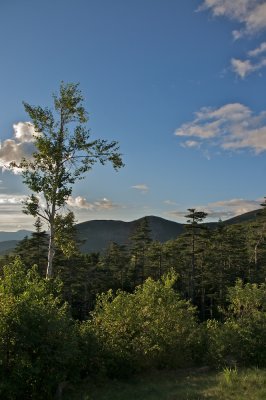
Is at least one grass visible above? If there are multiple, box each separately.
[65,367,266,400]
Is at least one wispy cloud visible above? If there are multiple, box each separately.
[180,140,201,148]
[0,194,26,205]
[0,122,37,172]
[231,41,266,78]
[0,193,34,231]
[131,184,149,193]
[164,200,179,206]
[67,196,118,211]
[168,197,262,221]
[248,41,266,57]
[175,103,266,154]
[199,1,266,38]
[199,1,266,78]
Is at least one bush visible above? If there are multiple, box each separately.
[0,258,80,399]
[87,271,200,376]
[205,279,266,368]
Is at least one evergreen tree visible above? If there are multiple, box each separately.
[100,242,130,290]
[14,218,49,276]
[130,217,152,285]
[246,198,266,281]
[184,209,208,302]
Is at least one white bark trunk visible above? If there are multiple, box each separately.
[46,216,55,278]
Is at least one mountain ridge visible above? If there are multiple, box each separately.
[0,209,262,255]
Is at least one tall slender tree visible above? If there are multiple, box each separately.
[130,217,152,284]
[184,209,208,302]
[11,82,124,278]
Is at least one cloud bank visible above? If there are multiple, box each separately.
[169,198,262,221]
[0,122,37,172]
[199,0,266,37]
[0,194,34,231]
[67,196,118,211]
[175,103,266,154]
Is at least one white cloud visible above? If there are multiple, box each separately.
[67,196,118,211]
[199,2,266,79]
[231,41,266,78]
[0,193,35,231]
[67,196,94,210]
[94,198,118,210]
[175,103,266,154]
[164,200,179,206]
[245,2,266,35]
[204,198,262,218]
[231,56,266,78]
[13,122,37,142]
[199,0,266,37]
[181,140,201,149]
[131,184,149,193]
[0,122,37,172]
[231,58,253,78]
[0,194,26,205]
[168,197,262,222]
[248,41,266,57]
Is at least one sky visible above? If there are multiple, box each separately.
[0,0,266,231]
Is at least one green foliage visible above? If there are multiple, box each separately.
[54,211,78,258]
[130,217,152,285]
[13,218,49,276]
[222,366,238,386]
[205,279,266,368]
[88,271,199,376]
[11,82,123,278]
[0,258,80,399]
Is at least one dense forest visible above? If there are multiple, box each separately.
[0,83,265,399]
[3,204,266,321]
[0,203,266,399]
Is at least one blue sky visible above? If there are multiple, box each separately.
[0,0,266,231]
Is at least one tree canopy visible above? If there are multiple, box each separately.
[11,82,124,278]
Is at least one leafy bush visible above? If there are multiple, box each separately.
[86,271,200,376]
[205,279,266,367]
[0,258,80,399]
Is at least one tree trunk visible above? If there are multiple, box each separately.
[46,222,55,279]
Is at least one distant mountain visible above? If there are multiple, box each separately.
[76,216,184,253]
[0,209,263,255]
[0,230,32,256]
[0,230,32,242]
[0,240,19,256]
[220,209,262,225]
[76,210,263,253]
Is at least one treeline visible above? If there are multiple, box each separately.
[0,259,266,399]
[3,205,265,321]
[0,205,265,398]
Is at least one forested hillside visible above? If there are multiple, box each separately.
[0,208,260,255]
[2,206,265,321]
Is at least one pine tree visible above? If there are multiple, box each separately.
[183,209,208,302]
[14,217,49,276]
[100,242,130,290]
[130,217,152,285]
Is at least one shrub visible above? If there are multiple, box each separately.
[0,258,80,399]
[205,279,266,368]
[87,271,200,376]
